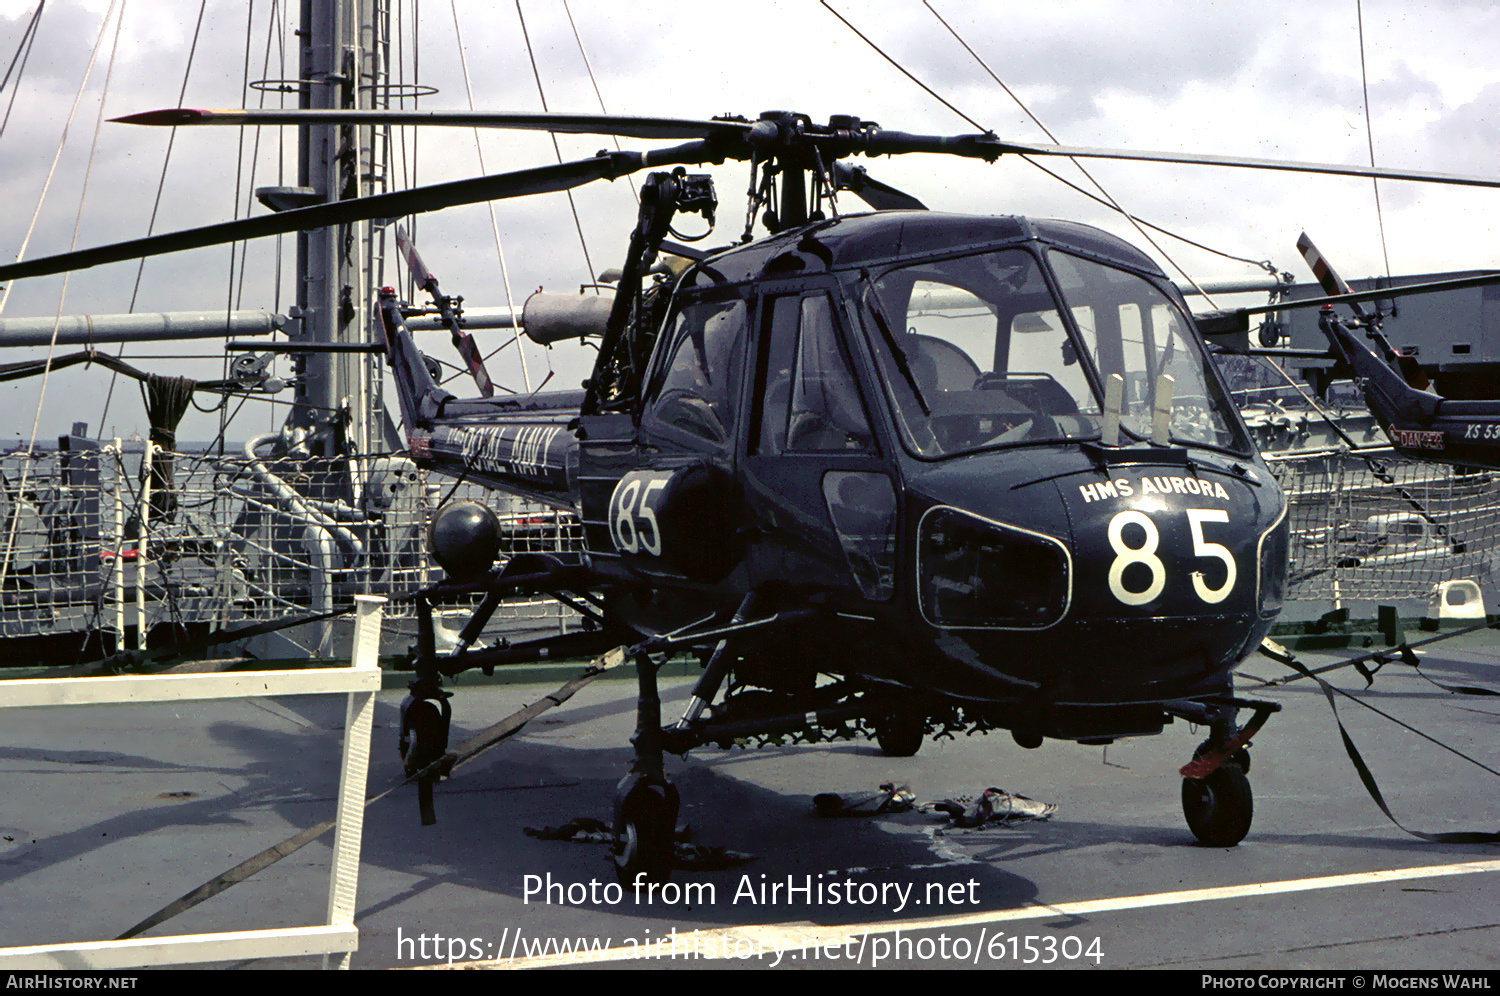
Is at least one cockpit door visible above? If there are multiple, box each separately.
[743,286,898,603]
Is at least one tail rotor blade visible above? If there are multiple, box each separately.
[1297,232,1367,318]
[395,225,435,292]
[395,225,494,398]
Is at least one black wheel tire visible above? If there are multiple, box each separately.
[401,699,448,778]
[613,784,674,887]
[1182,764,1254,847]
[874,713,925,757]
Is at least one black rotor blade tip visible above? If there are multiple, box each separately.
[111,108,208,126]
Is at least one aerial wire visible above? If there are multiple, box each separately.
[0,0,123,593]
[233,0,283,312]
[829,1,1381,491]
[0,1,44,95]
[824,1,1285,301]
[94,0,209,444]
[449,0,532,392]
[0,0,121,318]
[917,0,1219,308]
[561,0,638,205]
[217,0,260,454]
[817,0,986,132]
[393,0,411,299]
[514,1,599,288]
[226,0,256,316]
[0,0,45,142]
[1357,0,1395,286]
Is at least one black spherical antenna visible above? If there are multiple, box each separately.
[427,500,501,580]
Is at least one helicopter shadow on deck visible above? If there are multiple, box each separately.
[338,723,1047,933]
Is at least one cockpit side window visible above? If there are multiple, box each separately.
[755,292,873,455]
[788,296,873,452]
[645,297,748,449]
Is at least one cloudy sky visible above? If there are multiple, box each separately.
[0,0,1497,443]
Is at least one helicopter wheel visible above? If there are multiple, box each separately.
[613,781,678,887]
[1181,763,1253,847]
[873,712,925,757]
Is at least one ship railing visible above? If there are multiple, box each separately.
[0,442,585,662]
[1268,448,1500,603]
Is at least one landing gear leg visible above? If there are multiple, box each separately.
[400,594,453,826]
[1181,711,1253,847]
[614,649,679,887]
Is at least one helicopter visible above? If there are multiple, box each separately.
[1261,234,1500,471]
[6,104,1500,886]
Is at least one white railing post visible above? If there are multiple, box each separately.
[324,595,383,969]
[135,440,153,649]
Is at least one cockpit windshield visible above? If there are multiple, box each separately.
[861,247,1248,459]
[1046,250,1247,453]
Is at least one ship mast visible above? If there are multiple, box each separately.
[287,0,384,458]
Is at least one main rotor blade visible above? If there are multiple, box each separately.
[0,144,716,283]
[115,107,753,142]
[988,138,1500,189]
[831,162,927,211]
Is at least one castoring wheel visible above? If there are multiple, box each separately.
[1182,763,1253,847]
[613,782,675,887]
[873,712,925,757]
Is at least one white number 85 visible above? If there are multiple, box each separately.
[1106,508,1236,606]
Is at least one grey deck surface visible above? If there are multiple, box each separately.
[2,635,1498,971]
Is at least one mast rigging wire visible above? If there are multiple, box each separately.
[0,0,124,592]
[561,0,638,205]
[821,1,1285,301]
[219,0,260,454]
[95,0,210,441]
[0,1,119,318]
[448,0,533,392]
[916,0,1214,307]
[0,0,45,142]
[1357,0,1395,288]
[514,0,598,293]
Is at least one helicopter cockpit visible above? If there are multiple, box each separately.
[863,243,1251,459]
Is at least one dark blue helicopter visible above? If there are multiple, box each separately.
[370,142,1295,882]
[8,107,1500,884]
